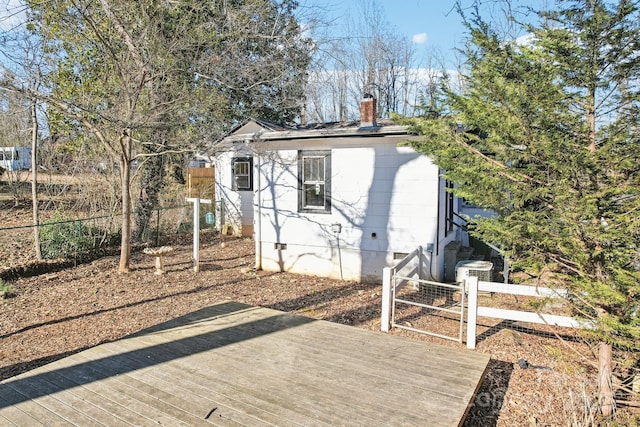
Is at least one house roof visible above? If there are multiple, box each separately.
[218,117,414,144]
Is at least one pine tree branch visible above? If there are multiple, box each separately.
[454,134,546,186]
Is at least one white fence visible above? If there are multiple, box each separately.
[381,249,587,348]
[465,276,586,349]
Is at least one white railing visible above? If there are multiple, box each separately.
[465,276,587,349]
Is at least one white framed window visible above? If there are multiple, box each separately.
[298,150,331,213]
[232,157,253,191]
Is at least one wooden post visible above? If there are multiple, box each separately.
[381,267,392,332]
[185,197,212,272]
[466,276,479,349]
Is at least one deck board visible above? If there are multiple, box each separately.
[0,301,490,426]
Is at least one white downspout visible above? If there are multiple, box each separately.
[254,154,262,270]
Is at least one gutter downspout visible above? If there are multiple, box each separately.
[254,154,262,270]
[431,172,441,280]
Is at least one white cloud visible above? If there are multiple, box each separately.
[412,33,428,44]
[515,33,535,47]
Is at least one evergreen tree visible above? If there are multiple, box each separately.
[403,0,639,416]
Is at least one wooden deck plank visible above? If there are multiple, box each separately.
[83,305,482,426]
[116,305,487,403]
[84,310,434,424]
[1,372,105,427]
[0,410,42,426]
[72,348,269,427]
[87,341,373,426]
[83,345,310,427]
[0,396,45,427]
[0,383,71,426]
[108,323,471,424]
[0,302,489,427]
[16,379,127,427]
[44,362,193,427]
[19,363,172,426]
[261,326,486,390]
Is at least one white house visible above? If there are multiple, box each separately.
[210,98,469,283]
[0,146,31,172]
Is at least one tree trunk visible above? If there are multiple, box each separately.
[587,104,597,154]
[30,99,42,260]
[599,341,614,417]
[134,140,165,242]
[118,149,132,273]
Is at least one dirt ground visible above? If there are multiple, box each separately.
[2,235,638,426]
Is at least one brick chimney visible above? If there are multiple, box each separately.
[359,94,377,127]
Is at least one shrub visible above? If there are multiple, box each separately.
[40,215,96,260]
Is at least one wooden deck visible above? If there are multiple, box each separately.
[0,302,490,426]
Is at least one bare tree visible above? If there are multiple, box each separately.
[0,85,30,205]
[304,0,428,122]
[5,0,312,273]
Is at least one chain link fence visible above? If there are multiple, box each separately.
[0,201,224,273]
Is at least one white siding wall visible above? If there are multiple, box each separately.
[254,142,442,283]
[214,136,457,283]
[215,148,254,236]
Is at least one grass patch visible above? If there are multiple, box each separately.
[0,278,14,299]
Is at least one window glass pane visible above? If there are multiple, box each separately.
[235,176,249,189]
[303,156,324,182]
[235,162,249,175]
[304,183,324,207]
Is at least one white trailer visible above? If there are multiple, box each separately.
[0,146,31,171]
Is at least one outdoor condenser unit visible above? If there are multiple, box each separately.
[455,260,493,284]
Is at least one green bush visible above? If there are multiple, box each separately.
[40,215,96,260]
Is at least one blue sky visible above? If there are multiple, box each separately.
[373,1,469,51]
[312,0,537,66]
[0,0,471,59]
[316,0,470,57]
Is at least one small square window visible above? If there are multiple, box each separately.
[232,157,253,191]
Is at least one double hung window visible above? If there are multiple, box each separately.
[232,157,253,191]
[298,150,331,213]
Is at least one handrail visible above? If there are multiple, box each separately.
[448,211,470,231]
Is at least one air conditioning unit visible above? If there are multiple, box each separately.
[455,260,493,284]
